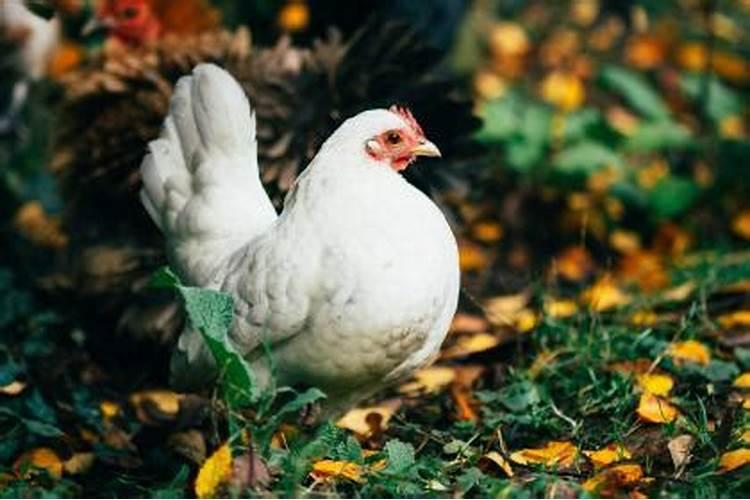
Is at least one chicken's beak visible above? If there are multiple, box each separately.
[411,139,441,158]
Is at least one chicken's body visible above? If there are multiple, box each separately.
[141,64,459,415]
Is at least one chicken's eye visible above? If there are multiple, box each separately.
[385,131,402,145]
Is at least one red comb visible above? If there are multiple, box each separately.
[389,105,424,136]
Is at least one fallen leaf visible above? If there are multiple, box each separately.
[739,430,750,444]
[544,299,579,319]
[554,246,595,282]
[662,281,696,302]
[479,451,514,477]
[581,277,631,311]
[15,448,63,479]
[484,293,529,326]
[529,350,561,378]
[310,460,364,484]
[13,201,68,249]
[718,448,750,473]
[100,400,120,419]
[489,22,530,57]
[636,373,674,397]
[734,373,750,389]
[541,71,585,111]
[667,434,695,472]
[732,211,750,240]
[618,251,669,292]
[130,390,182,424]
[630,310,659,326]
[168,430,207,464]
[337,399,402,438]
[636,392,679,424]
[195,443,232,499]
[63,452,95,475]
[0,380,26,396]
[584,443,632,469]
[399,366,456,394]
[277,0,309,32]
[718,311,750,329]
[441,333,500,360]
[609,359,653,375]
[625,34,666,69]
[582,464,643,495]
[509,441,578,468]
[450,313,489,334]
[458,241,488,273]
[668,340,711,366]
[610,229,642,254]
[471,221,504,243]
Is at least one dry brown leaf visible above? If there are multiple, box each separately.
[667,434,695,472]
[195,443,232,499]
[441,333,500,360]
[636,373,674,397]
[509,441,578,468]
[337,399,402,438]
[582,464,643,495]
[668,340,711,366]
[398,366,456,394]
[168,430,207,464]
[310,460,364,484]
[608,359,653,375]
[584,444,632,469]
[0,380,27,396]
[718,448,750,473]
[15,448,63,479]
[734,373,750,389]
[63,452,95,475]
[479,451,514,477]
[636,393,679,424]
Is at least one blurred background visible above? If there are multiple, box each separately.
[1,0,750,495]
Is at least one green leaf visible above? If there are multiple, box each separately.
[496,380,540,412]
[178,286,259,408]
[702,360,740,382]
[736,348,750,370]
[648,176,699,219]
[149,266,181,289]
[383,439,415,473]
[680,74,742,124]
[553,141,624,175]
[599,65,670,121]
[625,121,693,152]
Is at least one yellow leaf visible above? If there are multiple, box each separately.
[739,430,750,444]
[310,460,364,484]
[479,451,514,477]
[509,441,578,468]
[582,464,643,494]
[484,293,529,326]
[540,71,585,111]
[584,444,632,469]
[732,211,750,240]
[458,241,488,273]
[515,308,538,333]
[720,115,746,140]
[15,448,63,479]
[100,400,120,419]
[581,277,631,312]
[529,350,560,378]
[277,0,309,32]
[63,452,95,475]
[544,299,579,319]
[399,366,456,394]
[718,448,750,473]
[471,221,504,243]
[734,373,750,389]
[637,373,674,397]
[609,229,641,254]
[636,393,679,424]
[0,380,26,396]
[450,313,489,334]
[130,390,182,423]
[668,340,711,366]
[13,201,68,249]
[662,281,696,302]
[630,310,659,326]
[336,399,401,438]
[717,310,750,329]
[637,159,669,190]
[553,246,594,282]
[441,333,499,360]
[474,70,507,100]
[195,443,232,499]
[489,22,530,57]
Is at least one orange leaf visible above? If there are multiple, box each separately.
[509,441,578,468]
[310,460,364,483]
[336,399,402,438]
[668,340,711,366]
[583,464,643,495]
[554,246,595,282]
[717,311,750,329]
[718,448,750,473]
[581,277,631,312]
[541,71,585,111]
[732,211,750,240]
[15,448,63,479]
[479,451,514,477]
[636,393,679,424]
[584,444,632,469]
[441,333,500,360]
[458,241,488,273]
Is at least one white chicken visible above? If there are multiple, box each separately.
[140,63,459,416]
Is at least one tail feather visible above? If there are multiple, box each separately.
[139,63,276,286]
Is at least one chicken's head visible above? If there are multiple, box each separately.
[360,105,441,172]
[94,0,160,46]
